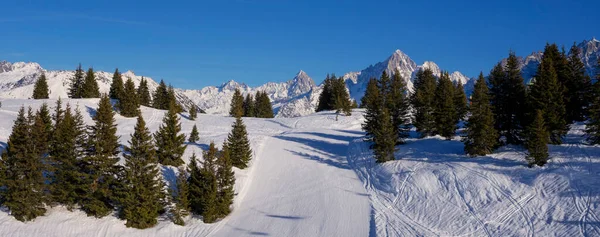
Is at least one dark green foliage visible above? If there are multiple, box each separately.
[229,89,244,118]
[1,107,47,221]
[525,110,549,167]
[171,167,190,225]
[454,82,468,123]
[187,153,203,215]
[154,103,187,166]
[351,100,358,109]
[49,103,87,208]
[528,47,569,145]
[199,143,218,223]
[118,79,140,117]
[411,69,438,137]
[33,73,50,99]
[152,80,170,110]
[80,95,121,217]
[317,74,352,115]
[109,68,125,101]
[188,124,200,143]
[82,68,100,98]
[372,108,396,163]
[137,77,152,107]
[434,72,457,140]
[215,143,235,216]
[243,93,255,117]
[254,91,274,118]
[167,85,183,113]
[317,74,334,112]
[565,43,592,122]
[226,117,252,169]
[387,70,410,143]
[189,105,197,120]
[586,60,600,144]
[121,116,163,229]
[69,64,85,98]
[463,73,499,156]
[33,103,53,158]
[362,78,381,141]
[360,78,378,108]
[489,53,527,144]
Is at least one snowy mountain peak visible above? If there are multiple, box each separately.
[419,61,442,76]
[219,80,247,91]
[291,70,315,87]
[450,71,470,85]
[0,61,42,73]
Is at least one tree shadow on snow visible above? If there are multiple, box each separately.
[0,141,7,154]
[274,133,354,170]
[85,106,97,118]
[185,142,209,151]
[225,223,270,236]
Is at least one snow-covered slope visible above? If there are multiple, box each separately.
[0,61,199,110]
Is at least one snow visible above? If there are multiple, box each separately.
[0,99,599,236]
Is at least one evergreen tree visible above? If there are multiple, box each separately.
[187,153,203,215]
[463,73,499,156]
[454,82,468,124]
[316,74,333,112]
[229,89,244,118]
[434,72,457,140]
[188,124,200,143]
[152,80,169,110]
[528,50,568,144]
[362,78,382,142]
[243,93,255,117]
[565,43,592,122]
[372,108,396,163]
[1,107,47,221]
[351,100,358,109]
[388,69,410,143]
[488,62,506,133]
[121,116,163,229]
[109,68,125,101]
[171,167,190,226]
[525,110,550,167]
[137,77,152,107]
[199,143,218,223]
[119,79,140,117]
[189,105,197,120]
[33,73,50,99]
[81,95,121,217]
[69,64,85,98]
[33,103,53,158]
[82,68,100,98]
[411,69,437,137]
[154,102,187,166]
[215,143,235,216]
[167,85,183,113]
[585,60,600,144]
[49,103,87,208]
[255,91,274,118]
[226,117,252,169]
[332,76,352,116]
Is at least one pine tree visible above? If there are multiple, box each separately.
[171,167,190,226]
[109,68,125,101]
[243,93,255,117]
[388,69,410,143]
[226,117,252,169]
[332,76,352,116]
[33,73,50,99]
[434,72,457,140]
[167,85,183,113]
[372,108,396,163]
[525,110,550,167]
[215,142,235,216]
[189,106,197,120]
[152,80,169,110]
[362,78,382,142]
[229,89,244,118]
[565,43,592,122]
[80,95,121,217]
[188,124,200,143]
[351,100,358,109]
[454,82,468,124]
[463,73,499,156]
[316,74,334,112]
[69,64,85,98]
[187,153,203,215]
[585,60,600,144]
[528,49,568,144]
[1,107,47,221]
[199,142,219,223]
[49,103,87,208]
[31,104,53,195]
[119,78,140,117]
[255,91,274,118]
[155,102,187,166]
[121,116,163,229]
[137,77,152,107]
[82,68,100,98]
[411,69,437,137]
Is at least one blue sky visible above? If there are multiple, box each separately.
[0,0,598,89]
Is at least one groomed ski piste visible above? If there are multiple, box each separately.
[0,98,598,237]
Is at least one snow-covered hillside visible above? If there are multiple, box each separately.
[0,98,598,236]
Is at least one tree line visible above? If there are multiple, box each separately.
[0,94,253,228]
[229,88,274,118]
[363,42,599,167]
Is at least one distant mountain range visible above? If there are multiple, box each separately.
[1,38,598,117]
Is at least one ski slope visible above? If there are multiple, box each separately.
[0,98,599,236]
